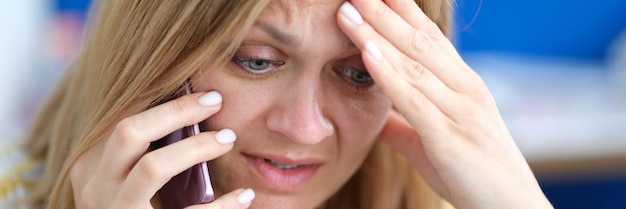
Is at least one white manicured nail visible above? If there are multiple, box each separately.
[340,2,363,25]
[198,91,222,106]
[215,129,236,144]
[237,188,255,204]
[365,41,383,61]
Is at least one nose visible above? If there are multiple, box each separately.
[266,80,334,145]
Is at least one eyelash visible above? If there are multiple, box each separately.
[231,56,285,78]
[231,56,374,92]
[337,68,375,92]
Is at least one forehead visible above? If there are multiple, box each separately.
[254,0,355,51]
[263,0,342,23]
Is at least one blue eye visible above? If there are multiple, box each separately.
[246,59,271,71]
[231,57,284,75]
[341,68,372,83]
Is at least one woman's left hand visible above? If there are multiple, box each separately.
[336,0,552,208]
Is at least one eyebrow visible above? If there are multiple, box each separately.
[254,21,300,46]
[252,20,358,51]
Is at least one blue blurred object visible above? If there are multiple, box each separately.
[454,0,626,61]
[55,0,91,14]
[540,175,626,209]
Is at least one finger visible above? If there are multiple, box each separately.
[186,188,255,209]
[99,91,223,178]
[381,0,464,64]
[361,39,451,139]
[349,0,474,91]
[337,1,456,101]
[355,0,464,65]
[338,3,456,102]
[376,40,459,109]
[115,129,237,205]
[337,2,455,132]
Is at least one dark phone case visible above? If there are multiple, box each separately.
[148,83,215,209]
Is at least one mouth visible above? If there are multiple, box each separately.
[243,153,322,191]
[264,159,303,169]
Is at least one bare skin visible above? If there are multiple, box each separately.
[69,0,553,208]
[337,0,553,208]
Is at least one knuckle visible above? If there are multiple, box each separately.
[408,92,430,111]
[409,29,433,56]
[404,58,428,80]
[373,5,391,19]
[425,21,443,39]
[112,117,142,143]
[189,133,218,157]
[135,154,166,182]
[169,98,191,117]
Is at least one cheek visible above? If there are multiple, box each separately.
[325,92,391,188]
[341,94,391,137]
[333,92,392,155]
[192,70,276,131]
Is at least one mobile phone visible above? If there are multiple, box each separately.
[148,81,215,209]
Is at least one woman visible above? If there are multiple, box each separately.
[15,0,552,208]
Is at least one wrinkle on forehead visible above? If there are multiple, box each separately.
[259,0,357,53]
[264,0,340,24]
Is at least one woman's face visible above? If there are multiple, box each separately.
[193,1,391,208]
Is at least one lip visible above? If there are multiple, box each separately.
[243,153,323,191]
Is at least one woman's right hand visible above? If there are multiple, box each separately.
[69,91,254,209]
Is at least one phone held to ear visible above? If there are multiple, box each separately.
[149,81,215,209]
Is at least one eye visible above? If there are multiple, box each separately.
[341,68,372,83]
[247,59,271,71]
[231,57,284,75]
[337,68,375,92]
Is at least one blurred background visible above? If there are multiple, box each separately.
[1,0,625,208]
[453,0,626,208]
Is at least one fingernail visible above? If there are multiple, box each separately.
[198,91,222,106]
[365,41,383,61]
[340,1,363,25]
[215,129,236,144]
[237,188,255,204]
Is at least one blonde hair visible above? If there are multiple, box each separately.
[22,0,452,208]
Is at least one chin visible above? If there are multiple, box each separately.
[248,192,325,209]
